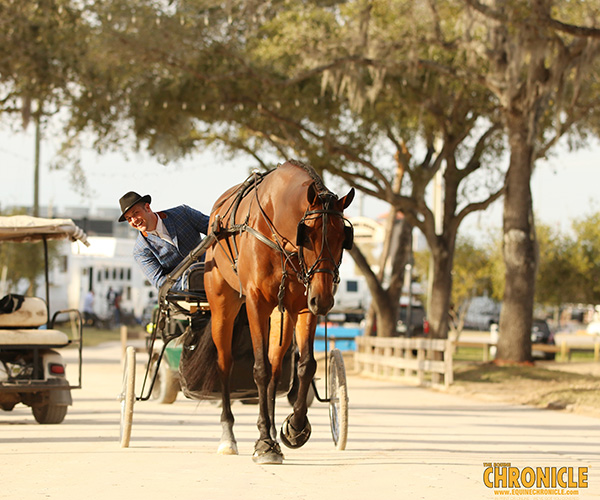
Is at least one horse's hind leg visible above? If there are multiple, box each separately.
[280,310,316,449]
[217,371,237,455]
[207,276,241,455]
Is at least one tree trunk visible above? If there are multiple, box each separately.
[348,216,412,338]
[427,244,454,339]
[497,117,537,363]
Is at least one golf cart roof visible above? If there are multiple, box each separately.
[0,215,90,246]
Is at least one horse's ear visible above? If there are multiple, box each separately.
[340,188,355,210]
[307,182,318,205]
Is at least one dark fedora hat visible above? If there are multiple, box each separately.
[118,191,151,222]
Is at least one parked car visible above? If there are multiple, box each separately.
[490,319,555,360]
[530,319,556,360]
[396,303,429,337]
[463,296,501,331]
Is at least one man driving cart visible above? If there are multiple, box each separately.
[117,191,210,290]
[117,191,212,406]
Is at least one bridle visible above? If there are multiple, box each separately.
[295,191,354,288]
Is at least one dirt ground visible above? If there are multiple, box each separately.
[444,360,600,419]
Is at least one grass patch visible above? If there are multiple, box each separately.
[449,361,600,417]
[453,362,586,383]
[453,345,598,362]
[452,346,488,361]
[567,350,597,361]
[78,327,123,347]
[56,325,145,348]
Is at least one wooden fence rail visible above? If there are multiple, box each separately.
[453,339,600,362]
[354,336,453,387]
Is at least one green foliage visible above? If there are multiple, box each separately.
[572,212,600,303]
[535,223,585,307]
[452,236,494,303]
[0,241,47,295]
[0,0,91,119]
[0,209,60,296]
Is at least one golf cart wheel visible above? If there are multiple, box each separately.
[328,349,348,451]
[119,346,136,448]
[32,402,68,424]
[32,379,70,424]
[151,359,180,404]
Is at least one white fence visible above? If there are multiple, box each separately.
[354,336,453,387]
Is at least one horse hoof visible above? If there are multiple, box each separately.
[217,440,238,455]
[252,439,284,465]
[280,414,311,449]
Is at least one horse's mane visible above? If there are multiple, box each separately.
[285,159,328,194]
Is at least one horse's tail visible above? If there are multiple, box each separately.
[179,317,220,398]
[179,306,252,399]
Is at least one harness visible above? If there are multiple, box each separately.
[212,169,352,314]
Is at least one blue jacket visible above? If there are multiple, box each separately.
[133,205,210,290]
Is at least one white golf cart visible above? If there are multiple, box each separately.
[0,215,89,424]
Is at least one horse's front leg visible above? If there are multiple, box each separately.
[266,310,296,441]
[280,310,316,449]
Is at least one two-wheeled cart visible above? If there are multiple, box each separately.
[118,235,348,450]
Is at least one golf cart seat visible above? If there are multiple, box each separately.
[0,296,70,347]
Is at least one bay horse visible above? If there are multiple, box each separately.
[188,160,353,464]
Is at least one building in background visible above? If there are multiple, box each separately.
[3,206,155,324]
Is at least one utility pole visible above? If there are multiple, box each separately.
[33,111,41,217]
[427,139,444,317]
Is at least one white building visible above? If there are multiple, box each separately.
[35,235,153,322]
[69,236,154,319]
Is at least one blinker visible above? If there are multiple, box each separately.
[343,225,354,250]
[296,222,307,247]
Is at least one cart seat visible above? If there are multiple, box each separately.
[168,262,209,312]
[182,262,207,301]
[0,296,69,347]
[0,296,47,328]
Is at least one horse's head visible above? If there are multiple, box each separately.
[296,184,355,316]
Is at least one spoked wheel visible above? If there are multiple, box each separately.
[328,349,348,451]
[119,346,136,448]
[150,358,180,405]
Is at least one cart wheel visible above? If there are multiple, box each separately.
[32,380,70,424]
[328,349,348,451]
[119,346,136,448]
[32,402,68,424]
[151,359,180,404]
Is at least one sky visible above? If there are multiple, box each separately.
[1,126,599,239]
